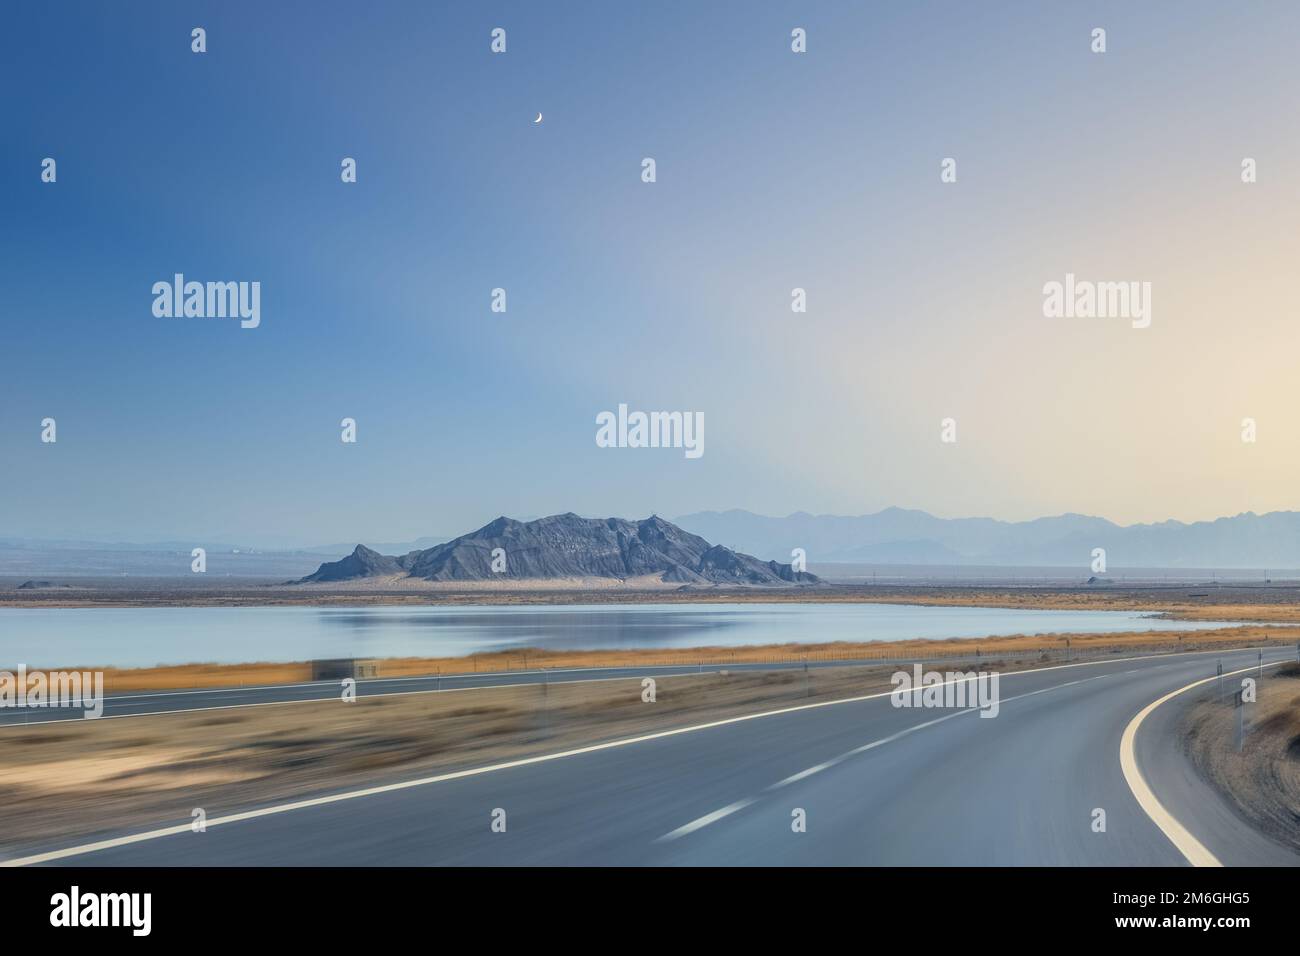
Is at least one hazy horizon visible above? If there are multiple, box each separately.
[5,502,1300,553]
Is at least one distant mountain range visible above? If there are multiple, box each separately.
[673,508,1300,570]
[300,514,819,587]
[8,507,1300,581]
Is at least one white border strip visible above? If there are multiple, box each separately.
[1119,660,1286,867]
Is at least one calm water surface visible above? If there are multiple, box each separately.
[0,603,1244,669]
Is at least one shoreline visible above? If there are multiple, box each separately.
[8,584,1300,693]
[30,624,1300,693]
[8,583,1300,626]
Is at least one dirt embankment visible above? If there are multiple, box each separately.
[1183,663,1300,852]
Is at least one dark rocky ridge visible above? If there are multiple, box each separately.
[299,514,819,587]
[300,544,402,582]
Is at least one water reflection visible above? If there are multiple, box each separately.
[316,608,741,650]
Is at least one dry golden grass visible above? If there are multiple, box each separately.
[13,585,1300,623]
[91,625,1300,693]
[851,591,1300,623]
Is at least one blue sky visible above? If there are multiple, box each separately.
[4,2,1300,546]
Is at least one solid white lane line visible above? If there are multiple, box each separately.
[656,800,757,842]
[8,649,1285,865]
[1120,660,1288,868]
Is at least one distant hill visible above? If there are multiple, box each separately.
[299,514,819,587]
[300,544,403,582]
[674,508,1300,570]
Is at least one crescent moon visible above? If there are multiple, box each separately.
[534,112,543,124]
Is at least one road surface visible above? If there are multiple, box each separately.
[7,646,1299,865]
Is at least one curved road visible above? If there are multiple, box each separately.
[9,646,1299,865]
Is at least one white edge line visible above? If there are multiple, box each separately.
[1120,659,1287,867]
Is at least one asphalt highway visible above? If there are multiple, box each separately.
[9,645,1299,865]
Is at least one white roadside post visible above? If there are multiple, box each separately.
[1234,689,1244,752]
